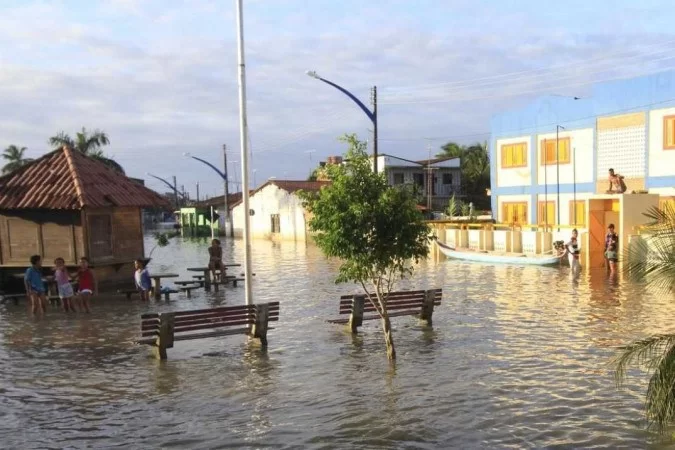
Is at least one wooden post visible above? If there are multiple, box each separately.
[185,288,191,299]
[152,277,161,300]
[349,295,365,334]
[419,289,435,326]
[203,269,211,291]
[252,303,269,346]
[213,281,219,292]
[154,313,175,360]
[163,291,170,301]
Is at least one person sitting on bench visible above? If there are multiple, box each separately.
[134,259,152,301]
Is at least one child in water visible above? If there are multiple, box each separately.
[76,257,95,313]
[54,257,75,312]
[24,254,47,315]
[208,239,223,282]
[134,259,152,301]
[605,241,618,276]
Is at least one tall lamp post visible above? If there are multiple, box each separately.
[146,172,179,209]
[184,152,233,238]
[306,70,378,173]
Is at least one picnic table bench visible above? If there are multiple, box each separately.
[138,301,280,359]
[328,289,442,333]
[178,285,201,298]
[118,287,179,301]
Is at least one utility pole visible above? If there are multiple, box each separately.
[223,144,233,237]
[172,175,178,210]
[371,86,378,174]
[556,125,565,231]
[196,182,200,203]
[543,138,548,231]
[426,141,433,211]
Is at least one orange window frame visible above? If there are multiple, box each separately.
[663,115,675,150]
[500,142,528,169]
[540,137,571,165]
[569,200,585,226]
[537,201,556,225]
[502,202,528,224]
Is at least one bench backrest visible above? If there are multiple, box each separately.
[141,302,280,338]
[338,289,442,315]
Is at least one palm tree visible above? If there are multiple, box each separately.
[614,203,675,433]
[49,128,125,174]
[1,145,33,174]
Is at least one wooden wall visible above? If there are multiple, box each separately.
[83,206,144,264]
[0,210,82,266]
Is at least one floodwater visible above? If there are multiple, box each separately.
[1,236,674,449]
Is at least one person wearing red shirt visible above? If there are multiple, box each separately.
[76,257,96,313]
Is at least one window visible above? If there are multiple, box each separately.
[413,173,424,187]
[270,214,280,233]
[664,116,675,150]
[569,200,585,226]
[88,214,113,259]
[393,173,405,185]
[502,202,528,224]
[500,142,527,168]
[442,173,453,185]
[540,138,571,165]
[537,201,556,226]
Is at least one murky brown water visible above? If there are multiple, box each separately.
[1,235,674,449]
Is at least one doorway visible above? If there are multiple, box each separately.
[587,199,619,268]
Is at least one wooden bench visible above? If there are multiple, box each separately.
[1,293,25,305]
[328,289,442,333]
[138,302,280,359]
[118,289,141,300]
[175,280,203,287]
[179,285,201,298]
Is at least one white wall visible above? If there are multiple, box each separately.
[537,128,594,186]
[232,185,308,241]
[648,107,675,178]
[495,136,531,187]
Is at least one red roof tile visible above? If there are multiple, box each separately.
[0,147,171,210]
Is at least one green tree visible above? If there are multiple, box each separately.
[301,134,430,361]
[614,204,675,433]
[49,128,125,174]
[1,145,33,174]
[437,141,490,209]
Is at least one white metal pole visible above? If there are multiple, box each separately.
[210,206,215,240]
[235,0,253,306]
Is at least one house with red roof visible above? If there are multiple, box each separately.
[0,146,170,290]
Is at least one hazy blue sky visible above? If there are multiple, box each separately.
[1,0,674,197]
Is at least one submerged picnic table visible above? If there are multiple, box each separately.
[150,273,179,300]
[186,265,242,291]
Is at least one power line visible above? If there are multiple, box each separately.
[382,38,675,93]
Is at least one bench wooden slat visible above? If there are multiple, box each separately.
[339,299,440,314]
[338,289,429,300]
[174,312,255,328]
[173,327,251,342]
[175,319,254,333]
[339,290,441,306]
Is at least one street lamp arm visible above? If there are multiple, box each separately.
[188,155,227,181]
[316,77,375,122]
[147,173,176,192]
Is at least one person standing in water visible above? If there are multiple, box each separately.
[561,228,582,274]
[208,239,223,282]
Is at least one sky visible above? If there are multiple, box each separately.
[1,0,675,198]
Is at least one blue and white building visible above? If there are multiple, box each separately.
[490,71,675,228]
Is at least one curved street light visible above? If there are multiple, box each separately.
[183,152,233,237]
[146,172,179,209]
[306,70,379,173]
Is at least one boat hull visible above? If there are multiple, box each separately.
[436,240,560,266]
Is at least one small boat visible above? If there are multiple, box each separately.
[436,240,561,266]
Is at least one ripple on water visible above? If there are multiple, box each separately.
[1,237,675,449]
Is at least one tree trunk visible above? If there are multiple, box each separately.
[381,313,396,361]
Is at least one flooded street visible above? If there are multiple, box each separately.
[1,236,673,449]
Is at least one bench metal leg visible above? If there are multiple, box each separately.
[154,313,175,360]
[252,303,270,347]
[419,290,435,326]
[185,290,191,299]
[349,295,365,333]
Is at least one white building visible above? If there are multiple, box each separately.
[231,180,329,241]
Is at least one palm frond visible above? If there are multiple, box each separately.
[644,343,675,433]
[49,132,74,149]
[614,334,675,384]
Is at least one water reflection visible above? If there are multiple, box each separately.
[2,236,675,448]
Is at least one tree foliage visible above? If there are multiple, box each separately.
[1,145,33,174]
[49,127,125,174]
[614,203,675,433]
[301,134,430,360]
[437,141,490,209]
